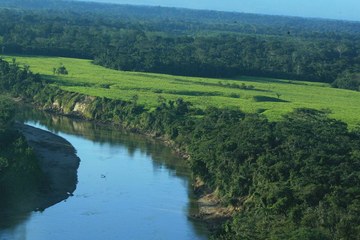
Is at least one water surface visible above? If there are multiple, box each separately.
[0,109,208,240]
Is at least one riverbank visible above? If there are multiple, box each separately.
[4,109,211,239]
[190,178,238,232]
[18,103,233,232]
[16,123,80,210]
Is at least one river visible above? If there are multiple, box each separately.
[0,108,208,240]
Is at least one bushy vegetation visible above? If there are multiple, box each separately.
[0,58,48,214]
[196,109,360,239]
[0,56,360,239]
[332,72,360,91]
[0,97,44,212]
[53,64,68,75]
[0,57,45,99]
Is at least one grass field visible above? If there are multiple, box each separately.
[5,55,360,127]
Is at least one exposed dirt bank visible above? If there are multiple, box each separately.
[190,178,237,231]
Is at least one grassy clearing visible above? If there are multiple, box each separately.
[5,55,360,127]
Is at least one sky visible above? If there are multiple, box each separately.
[79,0,360,22]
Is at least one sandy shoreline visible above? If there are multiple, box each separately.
[16,123,80,210]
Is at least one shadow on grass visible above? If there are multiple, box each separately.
[253,95,289,103]
[43,74,95,87]
[173,78,270,92]
[231,76,309,86]
[166,90,223,97]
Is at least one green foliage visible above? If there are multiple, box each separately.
[0,96,15,133]
[0,97,45,210]
[332,72,360,91]
[0,157,8,171]
[0,4,359,82]
[0,56,44,100]
[0,133,45,210]
[53,64,68,75]
[212,109,360,239]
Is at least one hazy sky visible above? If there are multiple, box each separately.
[80,0,360,22]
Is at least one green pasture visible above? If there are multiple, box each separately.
[5,55,360,127]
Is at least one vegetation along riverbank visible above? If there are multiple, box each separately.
[1,53,360,239]
[0,96,44,221]
[0,96,80,228]
[0,0,360,238]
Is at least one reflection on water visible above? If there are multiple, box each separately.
[0,106,208,239]
[0,123,79,233]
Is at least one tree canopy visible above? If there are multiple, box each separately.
[0,1,359,84]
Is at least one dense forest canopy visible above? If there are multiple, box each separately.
[1,0,360,36]
[0,0,359,84]
[72,0,360,22]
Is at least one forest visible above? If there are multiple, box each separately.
[0,0,360,239]
[0,0,359,85]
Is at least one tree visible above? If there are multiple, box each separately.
[54,64,68,75]
[0,97,15,133]
[332,72,360,91]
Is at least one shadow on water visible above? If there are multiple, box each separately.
[12,104,209,238]
[0,123,80,230]
[16,105,189,179]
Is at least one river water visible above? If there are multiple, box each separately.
[0,109,208,240]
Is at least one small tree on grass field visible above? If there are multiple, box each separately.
[53,64,68,75]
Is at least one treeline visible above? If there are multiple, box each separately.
[1,0,360,38]
[332,72,360,91]
[94,34,360,82]
[0,2,359,83]
[1,56,360,238]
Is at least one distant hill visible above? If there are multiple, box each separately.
[0,0,359,83]
[0,0,359,38]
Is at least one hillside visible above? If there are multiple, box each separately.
[6,55,360,128]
